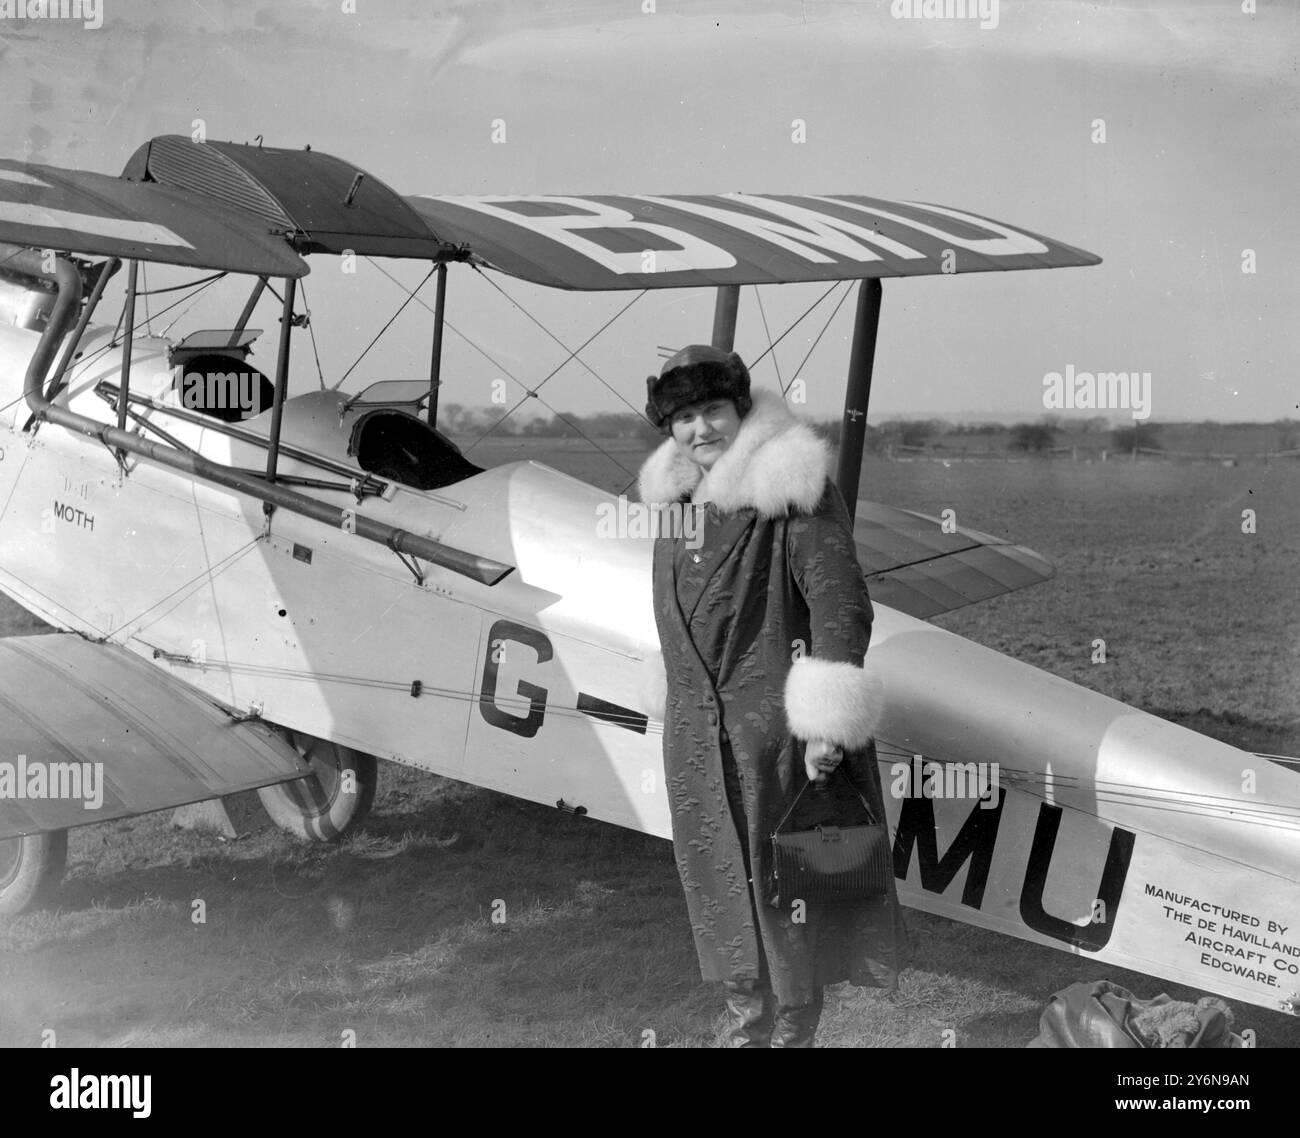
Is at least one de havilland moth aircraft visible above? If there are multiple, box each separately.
[0,136,1296,1022]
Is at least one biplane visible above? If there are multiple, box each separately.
[0,136,1296,1020]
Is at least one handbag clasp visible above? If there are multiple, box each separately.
[816,825,843,843]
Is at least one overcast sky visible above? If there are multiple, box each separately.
[2,0,1296,423]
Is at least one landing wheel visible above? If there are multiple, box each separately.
[0,831,68,916]
[257,731,377,842]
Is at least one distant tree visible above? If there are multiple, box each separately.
[948,420,1005,436]
[522,416,557,436]
[545,412,582,438]
[1080,415,1111,435]
[633,417,662,445]
[1112,422,1162,452]
[502,413,538,436]
[898,419,939,448]
[460,408,504,436]
[1273,418,1300,452]
[820,419,892,452]
[438,402,466,433]
[1008,422,1058,452]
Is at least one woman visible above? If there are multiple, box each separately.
[639,344,910,1048]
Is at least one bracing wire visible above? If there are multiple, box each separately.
[103,539,262,640]
[473,269,652,425]
[782,280,854,398]
[361,256,647,482]
[753,284,784,390]
[140,262,152,335]
[334,266,436,389]
[297,278,328,390]
[747,280,844,371]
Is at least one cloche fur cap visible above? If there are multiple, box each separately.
[644,344,753,431]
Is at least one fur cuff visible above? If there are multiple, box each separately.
[638,649,667,721]
[783,656,884,750]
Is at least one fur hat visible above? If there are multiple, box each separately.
[644,344,752,431]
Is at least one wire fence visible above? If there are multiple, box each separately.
[879,443,1300,464]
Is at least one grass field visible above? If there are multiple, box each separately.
[1,440,1298,1048]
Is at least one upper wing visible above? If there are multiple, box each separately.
[853,501,1055,620]
[403,193,1101,290]
[0,160,308,277]
[0,635,307,840]
[11,137,1100,288]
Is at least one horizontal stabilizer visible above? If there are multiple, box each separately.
[854,501,1055,619]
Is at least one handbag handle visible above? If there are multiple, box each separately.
[773,763,879,835]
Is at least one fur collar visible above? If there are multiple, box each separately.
[637,389,831,517]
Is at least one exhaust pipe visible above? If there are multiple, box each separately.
[0,244,85,406]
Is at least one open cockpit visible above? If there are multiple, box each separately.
[89,331,485,498]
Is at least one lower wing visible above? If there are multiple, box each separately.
[0,634,307,840]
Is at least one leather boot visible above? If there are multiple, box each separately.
[722,979,774,1047]
[770,989,824,1048]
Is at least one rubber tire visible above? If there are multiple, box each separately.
[0,831,68,916]
[257,731,377,842]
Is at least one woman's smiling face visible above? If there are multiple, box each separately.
[669,398,742,469]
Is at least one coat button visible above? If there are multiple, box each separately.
[691,553,701,563]
[706,711,718,726]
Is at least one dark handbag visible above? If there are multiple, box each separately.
[766,766,892,908]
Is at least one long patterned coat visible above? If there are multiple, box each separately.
[638,391,910,1007]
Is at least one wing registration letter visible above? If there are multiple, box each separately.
[437,195,737,275]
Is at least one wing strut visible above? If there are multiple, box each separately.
[114,260,138,456]
[428,261,447,426]
[228,276,267,347]
[265,276,297,485]
[835,278,882,517]
[711,284,740,351]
